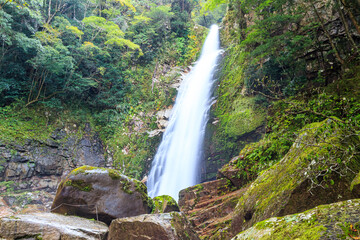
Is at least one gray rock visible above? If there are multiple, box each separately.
[108,212,200,240]
[51,166,152,225]
[0,212,108,240]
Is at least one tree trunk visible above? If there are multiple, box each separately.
[311,1,345,65]
[336,0,358,51]
[339,0,360,35]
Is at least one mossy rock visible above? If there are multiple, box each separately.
[152,195,180,213]
[233,199,360,240]
[229,118,360,236]
[51,165,153,225]
[222,97,266,138]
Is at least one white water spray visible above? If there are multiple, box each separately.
[147,25,221,201]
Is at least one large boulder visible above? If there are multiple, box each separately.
[0,212,108,240]
[108,212,200,240]
[233,199,360,240]
[51,166,153,224]
[229,118,360,236]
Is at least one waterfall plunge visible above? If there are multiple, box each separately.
[147,25,221,201]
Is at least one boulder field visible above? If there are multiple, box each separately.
[178,118,360,239]
[0,166,199,240]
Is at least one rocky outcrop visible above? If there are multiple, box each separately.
[108,212,199,240]
[152,195,180,213]
[51,166,152,225]
[0,212,108,240]
[179,179,247,239]
[202,103,265,182]
[229,118,360,236]
[0,124,106,184]
[0,124,107,212]
[233,199,360,240]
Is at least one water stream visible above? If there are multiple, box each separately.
[147,25,221,201]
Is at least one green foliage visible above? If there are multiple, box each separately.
[202,0,228,11]
[0,102,55,143]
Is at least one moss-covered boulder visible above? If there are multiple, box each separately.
[229,118,360,236]
[233,199,360,240]
[51,166,153,225]
[108,212,200,240]
[152,195,179,213]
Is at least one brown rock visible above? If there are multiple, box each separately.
[179,179,247,239]
[51,166,152,225]
[108,212,199,240]
[0,212,108,240]
[217,156,244,188]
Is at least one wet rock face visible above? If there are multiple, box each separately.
[229,119,360,237]
[0,212,108,240]
[51,166,152,225]
[108,212,200,240]
[233,199,360,240]
[0,125,106,193]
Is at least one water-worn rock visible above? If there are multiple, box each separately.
[0,212,108,240]
[233,199,360,240]
[152,195,180,213]
[229,118,360,237]
[108,212,200,240]
[51,166,152,224]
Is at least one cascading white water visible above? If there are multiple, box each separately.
[147,25,221,201]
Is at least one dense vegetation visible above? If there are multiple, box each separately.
[0,0,229,178]
[206,0,360,185]
[1,0,359,183]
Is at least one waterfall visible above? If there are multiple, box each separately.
[147,25,221,201]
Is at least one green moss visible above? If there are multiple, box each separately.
[0,181,16,195]
[237,199,360,239]
[251,217,326,240]
[121,179,133,194]
[64,180,93,192]
[233,118,360,230]
[0,104,55,144]
[224,97,266,138]
[350,172,360,191]
[152,195,179,213]
[71,165,97,175]
[108,168,122,179]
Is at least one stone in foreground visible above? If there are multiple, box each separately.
[233,199,360,240]
[230,119,360,236]
[108,212,200,240]
[51,166,152,224]
[0,212,108,240]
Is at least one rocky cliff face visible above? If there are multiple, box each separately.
[0,123,107,213]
